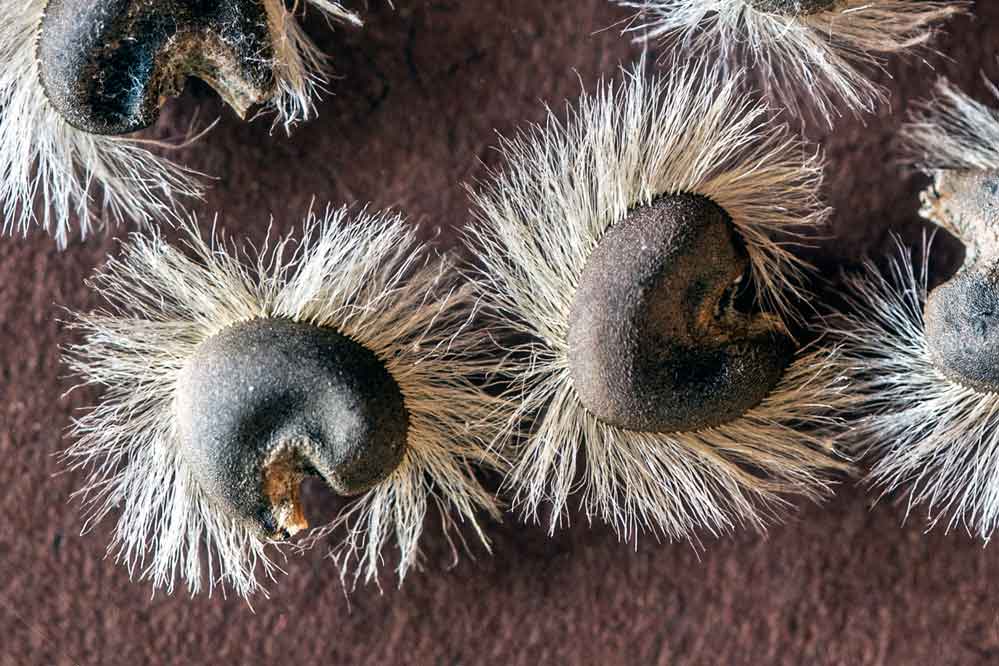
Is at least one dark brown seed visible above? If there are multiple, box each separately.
[567,194,793,434]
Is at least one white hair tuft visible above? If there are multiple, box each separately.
[614,0,966,124]
[819,244,999,540]
[901,77,999,173]
[900,77,999,266]
[823,76,999,540]
[64,206,504,598]
[467,63,848,542]
[0,0,358,247]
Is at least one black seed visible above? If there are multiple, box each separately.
[175,318,409,538]
[38,0,276,135]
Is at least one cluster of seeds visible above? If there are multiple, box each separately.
[2,0,994,600]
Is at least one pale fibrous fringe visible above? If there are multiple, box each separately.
[615,0,966,125]
[466,63,847,542]
[900,77,999,173]
[262,0,362,132]
[820,243,999,541]
[899,76,999,265]
[63,206,504,598]
[0,0,358,247]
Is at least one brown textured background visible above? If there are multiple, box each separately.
[2,1,999,664]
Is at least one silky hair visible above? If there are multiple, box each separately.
[64,207,504,598]
[0,0,359,247]
[820,78,999,539]
[901,77,999,173]
[819,243,999,538]
[614,0,965,124]
[467,63,849,543]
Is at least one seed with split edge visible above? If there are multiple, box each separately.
[175,318,409,540]
[567,194,794,434]
[922,170,999,394]
[37,0,277,135]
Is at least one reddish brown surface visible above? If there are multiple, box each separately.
[2,2,999,664]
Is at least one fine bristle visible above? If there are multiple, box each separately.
[900,77,999,172]
[820,243,999,540]
[466,62,847,542]
[64,207,504,598]
[263,0,362,132]
[899,77,999,266]
[615,0,966,124]
[0,0,358,247]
